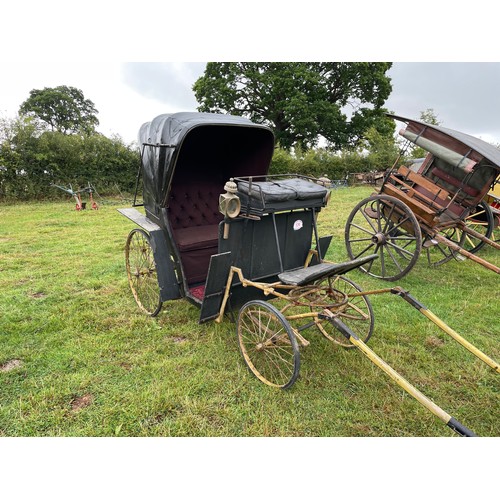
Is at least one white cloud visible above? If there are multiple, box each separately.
[1,62,500,147]
[385,63,500,143]
[0,62,206,144]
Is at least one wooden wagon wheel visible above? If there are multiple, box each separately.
[125,228,162,316]
[345,194,422,281]
[237,300,300,389]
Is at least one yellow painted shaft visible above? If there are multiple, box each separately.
[326,312,475,435]
[349,336,452,424]
[420,309,500,374]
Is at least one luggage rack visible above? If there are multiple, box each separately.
[233,174,330,215]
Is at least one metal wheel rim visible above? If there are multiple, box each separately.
[125,228,162,316]
[345,195,422,281]
[237,300,300,389]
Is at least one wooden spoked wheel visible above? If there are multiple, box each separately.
[424,229,462,267]
[125,228,162,316]
[311,275,374,348]
[237,300,300,389]
[345,195,422,281]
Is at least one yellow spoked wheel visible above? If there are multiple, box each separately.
[125,228,162,316]
[459,201,494,253]
[427,202,495,266]
[237,300,300,389]
[312,275,374,348]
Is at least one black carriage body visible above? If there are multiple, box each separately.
[132,112,330,321]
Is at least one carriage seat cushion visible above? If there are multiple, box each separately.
[173,224,219,251]
[278,255,378,286]
[237,178,328,203]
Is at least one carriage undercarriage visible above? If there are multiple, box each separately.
[119,112,499,437]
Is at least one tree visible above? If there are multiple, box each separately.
[193,62,393,150]
[0,114,47,198]
[0,113,138,200]
[362,125,399,170]
[19,85,99,135]
[420,108,441,126]
[408,108,442,159]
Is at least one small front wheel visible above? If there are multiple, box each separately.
[125,228,162,316]
[312,275,374,348]
[237,300,300,389]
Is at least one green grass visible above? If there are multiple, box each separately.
[0,187,498,437]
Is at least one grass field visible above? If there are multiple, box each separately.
[0,186,498,437]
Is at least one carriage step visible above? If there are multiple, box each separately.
[118,208,161,232]
[278,255,378,286]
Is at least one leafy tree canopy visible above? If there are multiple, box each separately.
[408,108,442,159]
[19,85,99,135]
[419,108,441,126]
[193,62,393,150]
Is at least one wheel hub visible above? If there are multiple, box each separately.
[372,232,387,245]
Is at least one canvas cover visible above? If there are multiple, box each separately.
[387,113,500,170]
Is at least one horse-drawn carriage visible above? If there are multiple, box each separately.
[118,112,498,436]
[345,114,500,280]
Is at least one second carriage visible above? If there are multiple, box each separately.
[345,114,500,281]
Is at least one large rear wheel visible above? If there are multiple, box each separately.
[125,228,162,316]
[345,195,422,281]
[237,300,300,389]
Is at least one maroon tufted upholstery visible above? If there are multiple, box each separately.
[161,123,274,287]
[168,180,223,230]
[168,178,224,285]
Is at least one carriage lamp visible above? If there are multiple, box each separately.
[317,175,332,205]
[219,179,241,238]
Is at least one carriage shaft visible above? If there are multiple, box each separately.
[340,286,499,373]
[325,313,476,437]
[421,309,500,373]
[457,221,500,250]
[393,290,500,374]
[432,233,500,273]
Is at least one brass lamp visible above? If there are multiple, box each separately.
[219,179,241,238]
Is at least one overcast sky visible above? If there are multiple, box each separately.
[1,62,499,146]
